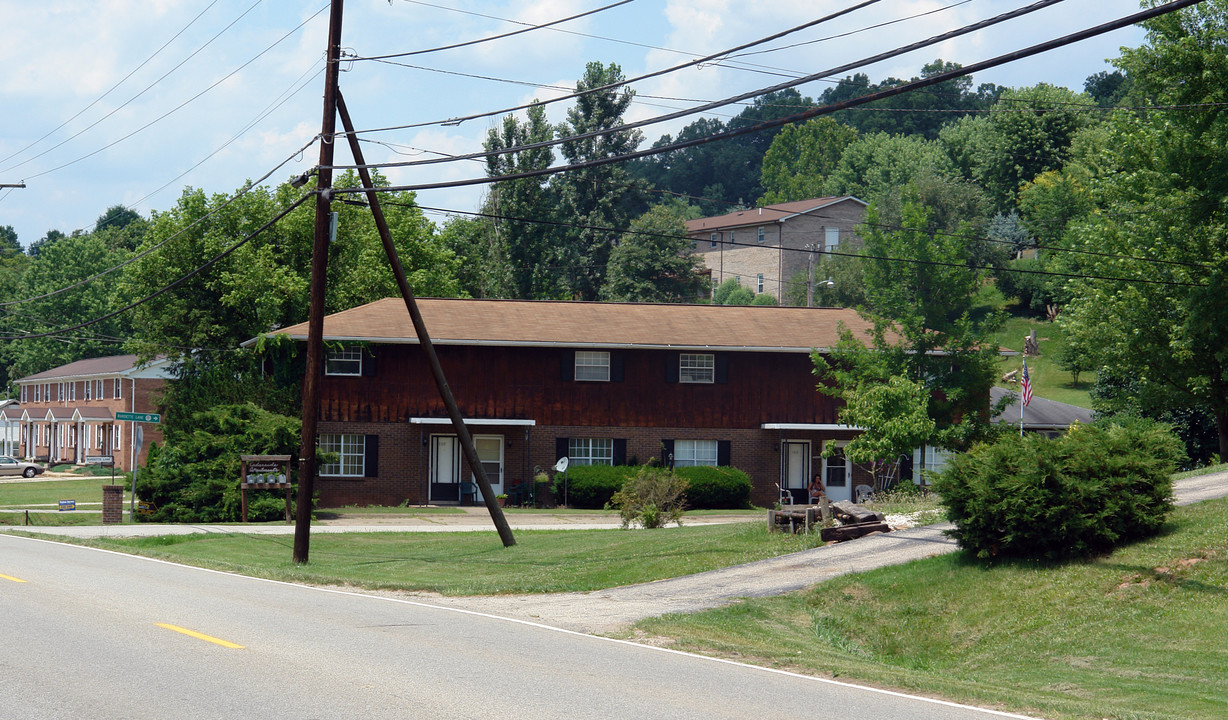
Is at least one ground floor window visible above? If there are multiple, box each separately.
[568,437,613,466]
[319,434,366,476]
[912,445,954,482]
[674,439,719,467]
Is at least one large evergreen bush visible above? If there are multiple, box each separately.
[557,464,754,509]
[137,403,300,523]
[933,418,1183,560]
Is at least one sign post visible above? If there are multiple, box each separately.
[115,413,160,521]
[240,455,293,523]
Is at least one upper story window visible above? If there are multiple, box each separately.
[574,351,610,382]
[824,226,839,252]
[32,385,40,403]
[84,382,92,400]
[568,437,613,466]
[674,439,719,467]
[709,233,718,248]
[756,274,765,293]
[20,386,26,403]
[68,382,75,401]
[113,378,122,399]
[680,353,715,384]
[757,226,765,243]
[94,380,104,399]
[325,348,363,376]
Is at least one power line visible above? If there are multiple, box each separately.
[341,0,889,137]
[0,138,319,309]
[354,0,633,61]
[0,0,225,169]
[0,194,312,341]
[330,0,1071,174]
[330,0,1193,193]
[7,4,329,184]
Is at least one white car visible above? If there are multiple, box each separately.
[0,456,45,478]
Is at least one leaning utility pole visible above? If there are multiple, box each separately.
[336,91,514,547]
[293,0,345,564]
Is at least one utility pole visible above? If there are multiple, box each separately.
[293,0,345,564]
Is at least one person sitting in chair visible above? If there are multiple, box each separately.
[808,473,827,504]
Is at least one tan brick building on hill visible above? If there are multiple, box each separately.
[686,196,867,303]
[3,355,172,472]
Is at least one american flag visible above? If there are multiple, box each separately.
[1021,359,1033,407]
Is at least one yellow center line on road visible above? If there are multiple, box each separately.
[155,623,245,649]
[0,573,28,583]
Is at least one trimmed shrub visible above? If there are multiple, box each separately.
[932,418,1184,560]
[608,467,689,528]
[554,464,637,508]
[674,465,753,509]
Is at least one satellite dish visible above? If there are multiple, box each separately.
[554,457,569,473]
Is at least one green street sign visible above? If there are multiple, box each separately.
[115,411,161,423]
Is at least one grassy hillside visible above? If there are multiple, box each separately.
[993,315,1093,409]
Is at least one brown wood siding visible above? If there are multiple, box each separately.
[318,345,842,429]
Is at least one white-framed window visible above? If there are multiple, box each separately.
[912,445,954,483]
[574,351,610,382]
[824,226,839,253]
[33,385,40,403]
[674,439,719,467]
[68,382,76,401]
[824,441,850,488]
[680,353,715,384]
[93,380,103,399]
[709,233,718,248]
[57,383,64,401]
[84,381,92,400]
[114,423,120,447]
[756,274,764,293]
[319,434,366,476]
[20,386,26,403]
[325,348,363,376]
[729,229,735,242]
[113,379,122,399]
[757,226,765,243]
[568,438,613,466]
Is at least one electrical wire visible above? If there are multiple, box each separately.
[9,4,329,183]
[355,0,633,61]
[0,137,319,309]
[0,0,224,169]
[330,0,1190,193]
[331,0,1072,173]
[0,194,312,341]
[342,0,889,137]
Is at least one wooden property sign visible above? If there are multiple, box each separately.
[239,454,292,523]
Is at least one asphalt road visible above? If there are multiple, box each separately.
[0,534,1035,720]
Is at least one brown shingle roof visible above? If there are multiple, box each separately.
[16,355,167,383]
[684,196,865,233]
[261,298,877,353]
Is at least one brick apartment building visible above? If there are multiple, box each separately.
[3,355,172,472]
[252,297,886,508]
[687,196,867,303]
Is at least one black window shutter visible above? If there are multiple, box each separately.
[365,435,379,477]
[555,437,569,461]
[715,354,729,384]
[661,439,675,467]
[560,351,575,381]
[613,439,627,466]
[610,352,625,382]
[665,354,678,383]
[717,440,731,466]
[363,351,377,377]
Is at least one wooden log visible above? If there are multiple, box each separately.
[831,500,884,524]
[820,521,890,542]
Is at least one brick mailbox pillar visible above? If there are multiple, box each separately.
[102,485,124,525]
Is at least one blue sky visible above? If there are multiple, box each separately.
[0,0,1146,248]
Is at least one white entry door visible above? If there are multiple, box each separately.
[472,435,504,501]
[822,441,852,503]
[782,441,810,504]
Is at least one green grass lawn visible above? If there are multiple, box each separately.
[0,477,129,509]
[63,522,819,595]
[628,498,1228,720]
[993,315,1093,408]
